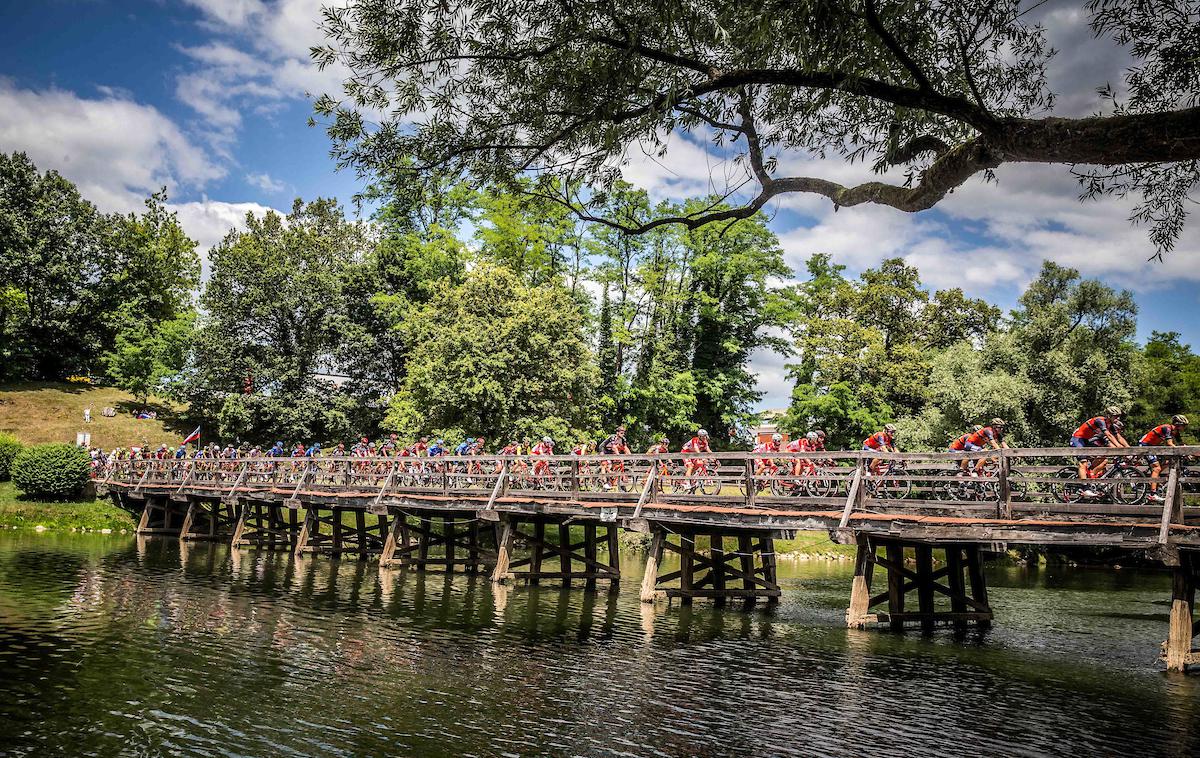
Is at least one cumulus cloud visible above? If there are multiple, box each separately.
[172,198,280,279]
[0,80,224,212]
[176,0,350,142]
[245,171,287,193]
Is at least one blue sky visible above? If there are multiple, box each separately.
[2,1,1197,409]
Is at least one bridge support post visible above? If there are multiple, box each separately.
[1164,553,1198,672]
[644,525,780,605]
[178,498,239,542]
[234,500,302,550]
[135,495,187,537]
[379,511,496,572]
[294,505,389,560]
[847,538,993,631]
[490,518,515,583]
[505,516,620,586]
[846,535,876,628]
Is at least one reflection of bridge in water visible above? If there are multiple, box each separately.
[101,447,1200,670]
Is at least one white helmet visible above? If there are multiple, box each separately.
[806,431,818,441]
[542,436,553,444]
[697,428,709,437]
[771,433,782,442]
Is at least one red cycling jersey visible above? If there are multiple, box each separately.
[949,433,969,451]
[966,426,999,447]
[863,431,893,450]
[1073,417,1109,440]
[785,438,807,453]
[531,442,554,455]
[1140,424,1176,446]
[682,437,710,454]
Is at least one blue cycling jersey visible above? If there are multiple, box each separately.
[454,442,471,455]
[428,445,447,457]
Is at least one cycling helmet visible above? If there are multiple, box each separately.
[275,441,283,448]
[313,443,321,450]
[806,431,819,441]
[1105,406,1123,418]
[816,430,826,439]
[436,439,445,445]
[771,433,782,442]
[660,436,669,443]
[420,436,428,442]
[1172,414,1189,426]
[884,424,897,433]
[1113,419,1125,431]
[698,429,709,437]
[542,436,553,444]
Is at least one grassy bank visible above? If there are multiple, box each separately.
[0,481,135,532]
[0,382,190,449]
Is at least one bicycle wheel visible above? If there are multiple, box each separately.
[1111,468,1146,504]
[1052,466,1085,503]
[696,476,720,496]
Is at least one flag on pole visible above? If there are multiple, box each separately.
[181,426,201,446]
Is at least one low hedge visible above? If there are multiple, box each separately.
[0,433,21,481]
[11,443,91,499]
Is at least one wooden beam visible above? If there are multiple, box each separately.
[640,529,664,603]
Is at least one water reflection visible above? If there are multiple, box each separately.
[1,533,1198,757]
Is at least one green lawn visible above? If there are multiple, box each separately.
[0,381,191,450]
[0,481,136,531]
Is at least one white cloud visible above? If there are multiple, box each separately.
[245,171,286,193]
[176,0,350,141]
[172,198,280,280]
[0,80,223,213]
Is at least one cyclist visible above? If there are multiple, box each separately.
[305,442,321,457]
[531,436,555,479]
[427,439,449,457]
[681,428,712,479]
[413,437,429,456]
[754,433,782,478]
[1070,407,1124,494]
[454,437,475,456]
[332,441,347,457]
[470,436,487,454]
[599,426,631,487]
[352,437,370,457]
[500,439,520,456]
[646,437,670,455]
[863,425,898,475]
[1140,415,1189,503]
[950,419,1008,476]
[269,441,285,457]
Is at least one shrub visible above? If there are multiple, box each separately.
[11,443,91,499]
[0,433,21,481]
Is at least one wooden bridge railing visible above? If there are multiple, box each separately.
[101,446,1200,532]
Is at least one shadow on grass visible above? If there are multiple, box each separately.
[0,381,90,396]
[112,400,195,438]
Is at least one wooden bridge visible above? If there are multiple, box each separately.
[98,446,1200,671]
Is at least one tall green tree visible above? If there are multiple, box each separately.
[0,152,106,379]
[384,263,597,442]
[1129,332,1200,440]
[181,198,371,442]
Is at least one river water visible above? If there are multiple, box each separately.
[1,531,1198,757]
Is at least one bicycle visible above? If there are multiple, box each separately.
[864,460,911,500]
[668,457,721,495]
[1053,456,1146,504]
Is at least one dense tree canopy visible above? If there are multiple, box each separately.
[314,0,1200,255]
[0,153,199,384]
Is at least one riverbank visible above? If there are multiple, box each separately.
[0,481,135,532]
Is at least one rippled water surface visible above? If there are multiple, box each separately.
[2,531,1200,756]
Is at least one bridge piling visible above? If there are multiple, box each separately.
[504,516,620,586]
[644,525,781,605]
[846,539,993,631]
[379,511,496,572]
[1164,553,1199,672]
